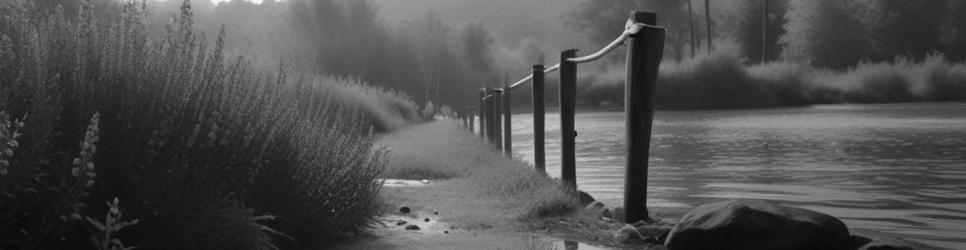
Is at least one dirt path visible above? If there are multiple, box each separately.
[328,121,624,250]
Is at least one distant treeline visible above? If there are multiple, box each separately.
[566,0,966,108]
[571,0,966,67]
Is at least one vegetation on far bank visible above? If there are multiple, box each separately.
[577,45,966,109]
[0,0,422,249]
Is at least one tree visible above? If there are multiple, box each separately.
[854,0,946,61]
[731,0,788,63]
[705,0,713,51]
[780,0,868,68]
[688,0,696,58]
[941,0,966,61]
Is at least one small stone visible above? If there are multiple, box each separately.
[424,218,430,222]
[584,201,605,210]
[405,225,420,230]
[636,224,672,238]
[434,211,439,215]
[615,224,646,244]
[420,179,430,184]
[602,208,613,219]
[444,230,449,234]
[613,207,625,222]
[396,221,407,226]
[399,206,410,214]
[577,190,596,206]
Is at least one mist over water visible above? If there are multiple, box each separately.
[501,103,966,249]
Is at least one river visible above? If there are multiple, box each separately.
[489,103,965,249]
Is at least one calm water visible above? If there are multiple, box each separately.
[494,103,966,249]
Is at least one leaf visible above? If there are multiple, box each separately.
[86,217,106,231]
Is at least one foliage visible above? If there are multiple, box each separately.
[87,198,138,250]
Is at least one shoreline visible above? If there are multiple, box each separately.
[331,120,941,250]
[331,120,660,249]
[502,101,966,115]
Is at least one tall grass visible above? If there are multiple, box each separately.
[0,0,409,249]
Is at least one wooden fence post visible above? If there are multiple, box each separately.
[532,64,546,174]
[469,107,475,133]
[492,88,503,149]
[624,11,664,223]
[503,81,512,157]
[485,87,495,144]
[559,49,577,189]
[479,89,486,139]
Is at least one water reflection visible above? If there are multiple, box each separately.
[502,103,966,249]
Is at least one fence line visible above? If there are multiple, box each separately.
[462,10,665,223]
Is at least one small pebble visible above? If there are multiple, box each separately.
[434,211,439,215]
[424,218,430,222]
[420,179,430,184]
[399,206,410,214]
[444,230,449,234]
[396,221,407,226]
[405,225,420,230]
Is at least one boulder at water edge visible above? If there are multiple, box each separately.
[664,199,850,250]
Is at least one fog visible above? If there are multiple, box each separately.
[39,0,966,110]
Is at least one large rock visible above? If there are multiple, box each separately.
[665,199,850,250]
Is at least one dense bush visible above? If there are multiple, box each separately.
[656,48,781,109]
[0,0,404,249]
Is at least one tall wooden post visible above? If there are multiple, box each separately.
[485,87,495,144]
[469,107,475,133]
[479,89,487,139]
[559,49,577,189]
[532,64,546,174]
[492,89,503,149]
[624,11,665,223]
[503,82,512,157]
[476,88,486,138]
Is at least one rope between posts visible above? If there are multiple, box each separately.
[505,22,663,90]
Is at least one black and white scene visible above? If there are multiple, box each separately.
[1,0,964,249]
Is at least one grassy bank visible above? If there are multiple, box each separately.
[0,1,420,249]
[581,47,966,109]
[379,122,579,222]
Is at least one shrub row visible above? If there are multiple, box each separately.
[580,47,966,109]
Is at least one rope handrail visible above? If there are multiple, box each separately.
[503,22,663,91]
